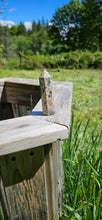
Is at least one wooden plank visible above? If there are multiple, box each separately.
[3,77,39,86]
[0,142,63,220]
[44,142,63,220]
[0,78,41,106]
[0,116,68,156]
[0,174,10,220]
[0,85,6,103]
[31,81,73,128]
[0,79,5,86]
[0,78,39,86]
[12,104,31,118]
[57,141,64,215]
[5,82,41,107]
[0,86,4,102]
[0,146,49,220]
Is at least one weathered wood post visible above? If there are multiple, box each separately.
[0,75,73,220]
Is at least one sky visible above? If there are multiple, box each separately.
[0,0,69,29]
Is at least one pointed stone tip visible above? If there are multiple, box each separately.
[40,69,51,78]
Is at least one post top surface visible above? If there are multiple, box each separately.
[40,69,51,78]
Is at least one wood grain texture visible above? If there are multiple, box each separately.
[0,174,10,220]
[0,78,39,86]
[0,146,48,220]
[5,82,41,107]
[11,104,31,118]
[0,78,40,106]
[44,143,59,220]
[0,78,5,86]
[31,81,73,128]
[0,142,63,220]
[0,116,68,156]
[44,141,63,220]
[0,85,6,103]
[0,86,4,102]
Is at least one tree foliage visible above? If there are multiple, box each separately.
[50,0,102,52]
[0,0,102,62]
[17,22,26,35]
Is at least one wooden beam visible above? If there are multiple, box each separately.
[0,78,41,107]
[31,81,73,128]
[5,82,41,107]
[0,115,68,156]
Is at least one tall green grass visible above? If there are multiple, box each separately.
[0,210,3,220]
[61,113,102,219]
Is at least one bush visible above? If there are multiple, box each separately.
[3,50,102,69]
[6,58,19,68]
[94,51,102,69]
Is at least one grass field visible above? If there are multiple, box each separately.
[0,68,102,219]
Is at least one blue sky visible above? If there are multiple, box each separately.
[0,0,69,28]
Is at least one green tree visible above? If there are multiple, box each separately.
[41,17,46,30]
[0,44,5,66]
[50,0,102,52]
[32,20,37,33]
[80,0,102,50]
[0,26,9,57]
[8,25,18,36]
[32,30,49,54]
[16,35,33,65]
[18,22,26,35]
[7,36,17,59]
[37,20,42,31]
[49,0,82,52]
[48,22,63,53]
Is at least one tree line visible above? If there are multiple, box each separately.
[0,19,51,58]
[0,0,102,63]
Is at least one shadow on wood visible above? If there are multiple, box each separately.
[0,145,50,219]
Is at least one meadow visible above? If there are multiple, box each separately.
[0,68,102,219]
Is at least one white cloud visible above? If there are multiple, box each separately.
[9,8,16,13]
[24,21,32,30]
[0,20,32,30]
[0,20,15,28]
[48,22,53,26]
